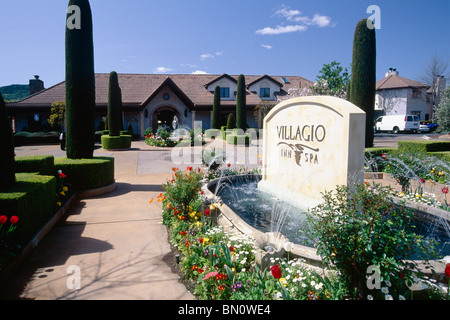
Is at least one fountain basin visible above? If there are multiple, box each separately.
[203,174,450,279]
[203,174,323,268]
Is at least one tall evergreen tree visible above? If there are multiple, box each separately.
[0,93,15,191]
[107,71,122,137]
[211,86,221,129]
[349,18,376,148]
[236,74,247,130]
[227,113,235,130]
[65,0,96,159]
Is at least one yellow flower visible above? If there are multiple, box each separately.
[63,187,68,192]
[431,169,435,174]
[416,194,422,198]
[57,202,62,207]
[279,278,287,287]
[203,237,209,245]
[196,221,202,228]
[60,191,65,196]
[438,171,444,176]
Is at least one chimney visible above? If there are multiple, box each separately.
[385,68,399,77]
[29,75,44,95]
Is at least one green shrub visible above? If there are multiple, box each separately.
[0,173,57,247]
[101,135,132,150]
[429,151,450,163]
[397,141,450,153]
[54,157,115,191]
[204,129,221,139]
[226,134,251,146]
[0,93,15,190]
[306,183,438,300]
[15,155,55,176]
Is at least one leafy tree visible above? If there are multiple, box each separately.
[435,86,450,132]
[211,86,221,129]
[236,74,247,130]
[47,101,66,131]
[65,0,96,159]
[313,61,350,99]
[107,71,122,137]
[0,93,15,190]
[349,18,376,148]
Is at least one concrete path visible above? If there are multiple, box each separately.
[1,141,199,300]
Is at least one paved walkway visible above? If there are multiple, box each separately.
[1,141,203,300]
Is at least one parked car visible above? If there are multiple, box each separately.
[375,115,420,134]
[421,121,439,132]
[59,132,66,151]
[419,124,431,133]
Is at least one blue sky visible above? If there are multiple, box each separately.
[0,0,449,88]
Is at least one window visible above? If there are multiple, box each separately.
[412,89,422,99]
[220,87,230,98]
[260,88,270,98]
[282,77,290,84]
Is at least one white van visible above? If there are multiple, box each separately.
[375,115,420,134]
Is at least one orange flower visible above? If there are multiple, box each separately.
[149,198,154,204]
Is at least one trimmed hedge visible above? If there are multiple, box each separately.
[397,141,450,154]
[204,129,221,139]
[364,147,397,158]
[15,155,55,176]
[226,134,251,146]
[429,151,450,163]
[101,135,132,150]
[54,157,115,191]
[13,131,60,146]
[0,173,56,247]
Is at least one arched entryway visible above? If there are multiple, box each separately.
[152,106,181,132]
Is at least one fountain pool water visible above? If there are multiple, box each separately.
[208,174,450,261]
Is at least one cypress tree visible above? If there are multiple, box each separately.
[0,93,15,191]
[349,18,376,148]
[236,74,247,130]
[107,71,122,137]
[65,0,96,159]
[227,113,235,130]
[211,86,221,129]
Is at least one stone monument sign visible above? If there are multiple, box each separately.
[258,96,366,210]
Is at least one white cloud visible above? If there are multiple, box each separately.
[311,14,332,28]
[154,67,173,73]
[257,6,332,35]
[256,25,307,35]
[191,70,209,74]
[200,52,223,60]
[200,53,215,60]
[261,44,273,50]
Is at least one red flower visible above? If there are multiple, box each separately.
[381,153,387,159]
[199,238,204,244]
[227,163,231,167]
[445,263,450,278]
[204,209,210,216]
[0,215,7,224]
[59,172,67,179]
[271,264,282,279]
[187,166,193,172]
[420,178,426,184]
[10,216,18,225]
[218,285,225,291]
[200,190,204,195]
[442,187,449,194]
[229,246,235,252]
[178,231,187,236]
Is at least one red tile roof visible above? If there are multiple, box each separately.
[7,73,313,110]
[376,75,429,90]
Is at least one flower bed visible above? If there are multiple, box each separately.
[156,167,449,300]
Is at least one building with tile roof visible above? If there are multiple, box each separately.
[375,68,446,121]
[6,73,313,137]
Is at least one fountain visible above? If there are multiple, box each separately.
[202,96,450,278]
